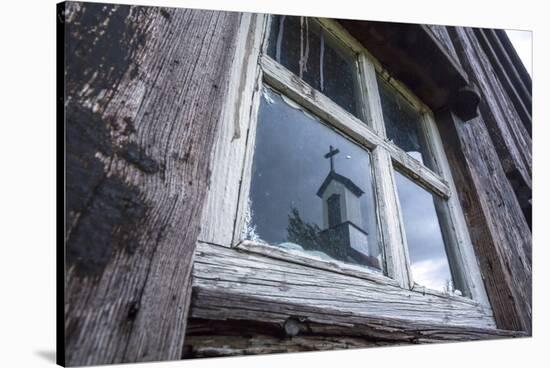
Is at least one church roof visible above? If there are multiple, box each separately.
[316,170,364,198]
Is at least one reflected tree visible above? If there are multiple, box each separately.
[286,207,323,252]
[286,206,381,269]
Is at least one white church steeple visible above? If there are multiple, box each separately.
[316,145,377,268]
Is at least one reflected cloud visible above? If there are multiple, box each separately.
[410,258,450,292]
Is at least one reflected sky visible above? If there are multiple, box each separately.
[506,30,532,77]
[394,171,453,292]
[248,86,381,269]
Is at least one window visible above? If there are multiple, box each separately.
[203,14,488,310]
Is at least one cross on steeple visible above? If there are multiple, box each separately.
[324,145,340,172]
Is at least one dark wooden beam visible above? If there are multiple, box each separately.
[62,2,241,365]
[183,318,525,358]
[187,287,527,356]
[337,19,472,114]
[436,108,532,333]
[448,26,532,229]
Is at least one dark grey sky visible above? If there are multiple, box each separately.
[394,171,453,291]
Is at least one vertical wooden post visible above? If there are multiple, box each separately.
[62,2,241,365]
[436,108,532,333]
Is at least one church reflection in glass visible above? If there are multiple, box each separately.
[315,145,379,269]
[248,86,382,272]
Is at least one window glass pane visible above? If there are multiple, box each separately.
[394,171,456,293]
[267,15,361,119]
[377,76,434,168]
[246,86,383,272]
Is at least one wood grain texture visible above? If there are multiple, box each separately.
[448,27,531,205]
[474,29,531,134]
[63,3,240,365]
[184,334,396,357]
[441,26,532,332]
[436,108,532,333]
[183,318,405,357]
[237,240,400,287]
[188,243,527,353]
[192,242,496,330]
[182,317,524,357]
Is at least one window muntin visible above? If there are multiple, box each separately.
[247,86,383,271]
[267,15,362,119]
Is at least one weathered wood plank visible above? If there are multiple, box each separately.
[448,27,532,213]
[184,335,393,358]
[182,317,524,358]
[436,108,532,333]
[192,242,496,330]
[237,240,400,287]
[474,28,531,133]
[184,318,405,358]
[63,3,241,365]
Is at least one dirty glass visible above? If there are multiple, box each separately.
[377,76,435,169]
[246,86,383,272]
[394,171,457,293]
[267,15,361,119]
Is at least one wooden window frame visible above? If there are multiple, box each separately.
[198,13,494,330]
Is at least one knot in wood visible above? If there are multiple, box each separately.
[284,317,301,337]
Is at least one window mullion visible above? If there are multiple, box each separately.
[371,149,413,288]
[358,54,387,136]
[359,54,413,289]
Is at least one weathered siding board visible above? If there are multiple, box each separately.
[191,242,496,329]
[474,29,532,133]
[448,27,532,218]
[183,318,524,357]
[493,30,532,103]
[188,242,525,350]
[184,333,398,358]
[436,109,532,333]
[64,3,240,366]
